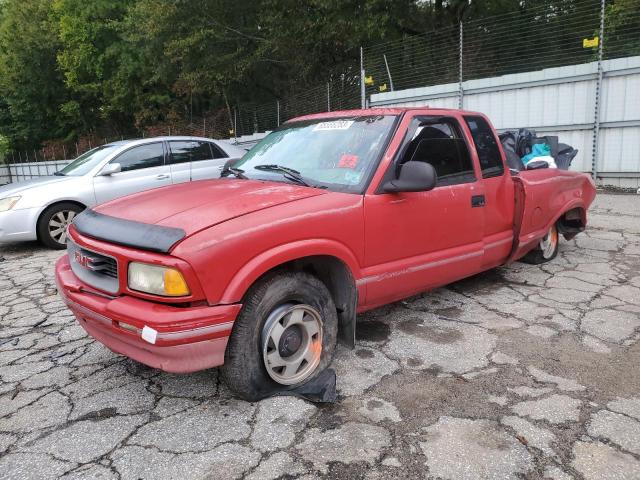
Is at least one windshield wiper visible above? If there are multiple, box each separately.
[53,171,65,176]
[220,165,248,179]
[254,164,325,189]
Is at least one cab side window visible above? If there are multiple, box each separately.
[402,118,475,187]
[464,116,504,178]
[113,143,164,172]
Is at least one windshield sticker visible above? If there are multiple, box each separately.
[344,171,362,184]
[313,120,354,131]
[338,154,359,169]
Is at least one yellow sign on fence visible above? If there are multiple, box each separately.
[364,75,374,86]
[379,83,388,92]
[583,36,599,48]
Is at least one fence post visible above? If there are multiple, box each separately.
[234,108,238,143]
[203,117,206,137]
[327,83,331,112]
[8,152,14,184]
[458,21,464,109]
[44,149,50,176]
[360,46,366,109]
[383,54,394,92]
[591,0,606,182]
[30,150,36,179]
[277,100,280,126]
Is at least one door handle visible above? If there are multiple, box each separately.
[156,174,170,180]
[471,195,486,207]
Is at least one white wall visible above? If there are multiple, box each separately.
[370,56,640,188]
[0,161,70,185]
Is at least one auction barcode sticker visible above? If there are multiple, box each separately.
[313,120,354,131]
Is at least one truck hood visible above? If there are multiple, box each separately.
[94,179,328,236]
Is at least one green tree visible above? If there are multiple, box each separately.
[53,0,129,133]
[0,0,69,149]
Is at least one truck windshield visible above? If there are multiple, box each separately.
[232,115,397,193]
[57,145,120,176]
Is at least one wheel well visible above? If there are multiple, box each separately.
[556,207,586,240]
[36,200,86,239]
[253,255,358,348]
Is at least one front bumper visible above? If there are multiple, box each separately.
[55,255,241,373]
[0,206,40,242]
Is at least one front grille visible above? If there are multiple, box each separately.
[80,251,118,278]
[68,240,119,294]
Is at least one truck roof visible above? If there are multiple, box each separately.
[290,107,483,122]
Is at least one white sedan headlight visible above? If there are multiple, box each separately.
[0,196,20,212]
[128,262,190,297]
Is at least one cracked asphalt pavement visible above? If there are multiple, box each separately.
[1,192,640,480]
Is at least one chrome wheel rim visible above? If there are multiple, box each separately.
[540,224,558,259]
[262,303,323,385]
[48,210,76,245]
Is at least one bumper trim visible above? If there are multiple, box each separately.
[56,255,240,373]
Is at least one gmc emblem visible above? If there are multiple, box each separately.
[74,251,92,269]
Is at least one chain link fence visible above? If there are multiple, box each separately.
[361,0,633,99]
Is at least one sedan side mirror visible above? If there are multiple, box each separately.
[99,163,121,176]
[383,161,437,193]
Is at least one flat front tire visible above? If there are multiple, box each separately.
[221,271,338,401]
[522,223,559,264]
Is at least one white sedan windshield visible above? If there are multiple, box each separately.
[233,115,397,192]
[57,145,120,176]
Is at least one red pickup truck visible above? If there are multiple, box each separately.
[56,108,596,400]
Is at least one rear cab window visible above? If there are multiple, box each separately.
[464,116,505,179]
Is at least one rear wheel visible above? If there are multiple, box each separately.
[522,223,559,264]
[221,271,337,401]
[37,202,84,249]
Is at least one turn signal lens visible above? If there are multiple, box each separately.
[128,262,190,297]
[163,268,190,296]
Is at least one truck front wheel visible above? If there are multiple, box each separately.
[522,224,559,264]
[221,271,338,401]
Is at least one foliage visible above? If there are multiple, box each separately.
[0,0,70,150]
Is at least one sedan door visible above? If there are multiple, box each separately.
[168,140,228,184]
[93,142,171,204]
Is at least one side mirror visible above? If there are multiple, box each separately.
[383,161,437,193]
[99,163,121,176]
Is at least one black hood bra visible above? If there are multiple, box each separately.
[72,209,186,253]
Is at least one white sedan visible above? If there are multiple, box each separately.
[0,136,245,248]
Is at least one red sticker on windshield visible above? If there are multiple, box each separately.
[338,154,359,169]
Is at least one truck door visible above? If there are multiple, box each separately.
[363,114,484,306]
[462,115,515,269]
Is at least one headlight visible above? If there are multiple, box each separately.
[0,196,20,212]
[128,262,190,297]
